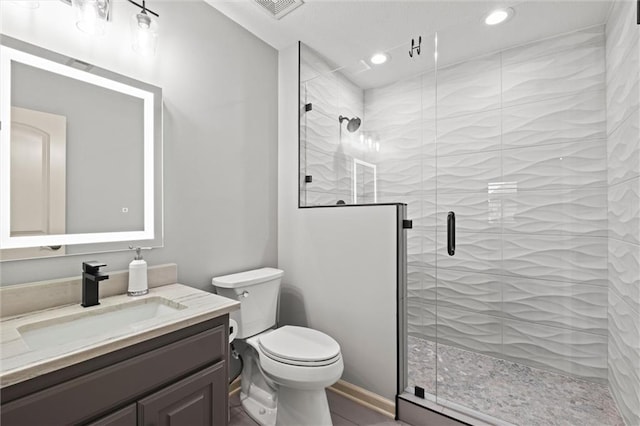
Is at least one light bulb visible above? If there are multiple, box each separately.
[484,8,513,26]
[370,53,389,65]
[72,0,110,35]
[131,11,158,56]
[137,13,151,29]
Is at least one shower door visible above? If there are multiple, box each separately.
[432,41,507,419]
[429,14,611,425]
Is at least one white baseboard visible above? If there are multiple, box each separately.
[328,380,395,419]
[229,378,395,419]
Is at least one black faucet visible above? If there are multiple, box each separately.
[81,261,109,307]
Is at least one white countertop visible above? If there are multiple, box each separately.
[0,283,239,388]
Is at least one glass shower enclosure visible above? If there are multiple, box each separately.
[299,1,637,424]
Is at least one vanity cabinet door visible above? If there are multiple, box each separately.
[87,404,137,426]
[137,362,227,426]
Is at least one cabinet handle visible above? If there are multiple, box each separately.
[447,211,455,256]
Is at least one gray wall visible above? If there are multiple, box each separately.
[278,44,398,400]
[0,0,278,290]
[605,0,640,424]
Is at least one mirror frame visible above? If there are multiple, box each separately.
[0,36,162,250]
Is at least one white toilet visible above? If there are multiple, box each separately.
[212,267,343,426]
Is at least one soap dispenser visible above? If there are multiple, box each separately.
[128,246,150,296]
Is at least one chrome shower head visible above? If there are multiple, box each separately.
[339,115,361,132]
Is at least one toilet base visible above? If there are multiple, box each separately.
[241,389,277,426]
[275,387,332,426]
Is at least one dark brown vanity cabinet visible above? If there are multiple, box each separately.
[1,316,230,426]
[89,405,137,426]
[137,362,226,426]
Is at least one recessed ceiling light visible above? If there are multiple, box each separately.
[370,53,389,65]
[484,8,513,26]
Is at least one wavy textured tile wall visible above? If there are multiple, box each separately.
[502,90,606,149]
[608,332,640,426]
[436,232,502,275]
[436,192,502,234]
[436,55,501,119]
[304,26,613,385]
[608,178,640,245]
[436,151,501,193]
[606,1,640,424]
[437,110,501,157]
[608,238,640,314]
[502,234,607,285]
[364,26,609,383]
[502,139,607,190]
[435,307,502,357]
[608,291,640,425]
[502,25,604,66]
[502,320,608,382]
[502,188,607,236]
[502,40,605,107]
[503,277,608,334]
[436,269,502,317]
[607,108,639,185]
[606,52,639,136]
[606,1,639,136]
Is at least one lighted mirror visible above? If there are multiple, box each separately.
[0,36,163,260]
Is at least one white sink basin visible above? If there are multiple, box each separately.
[18,297,187,350]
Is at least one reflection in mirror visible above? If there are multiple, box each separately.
[352,159,376,204]
[0,36,163,261]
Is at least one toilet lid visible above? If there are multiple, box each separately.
[258,326,341,364]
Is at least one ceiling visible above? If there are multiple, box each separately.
[205,0,613,89]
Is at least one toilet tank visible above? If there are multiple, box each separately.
[212,267,283,339]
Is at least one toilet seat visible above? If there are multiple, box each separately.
[258,326,341,367]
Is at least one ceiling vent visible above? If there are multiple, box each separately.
[254,0,304,20]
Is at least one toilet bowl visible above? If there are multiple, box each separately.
[212,268,343,426]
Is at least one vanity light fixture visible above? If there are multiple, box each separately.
[71,0,111,35]
[484,7,514,26]
[128,0,160,56]
[370,52,389,65]
[60,0,159,55]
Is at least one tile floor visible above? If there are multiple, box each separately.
[230,337,625,426]
[408,336,625,426]
[229,389,408,426]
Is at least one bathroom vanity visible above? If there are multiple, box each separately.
[0,268,239,426]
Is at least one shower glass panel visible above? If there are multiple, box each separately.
[429,7,622,425]
[299,43,368,207]
[299,1,634,422]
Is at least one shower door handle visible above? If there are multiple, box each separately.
[447,211,455,256]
